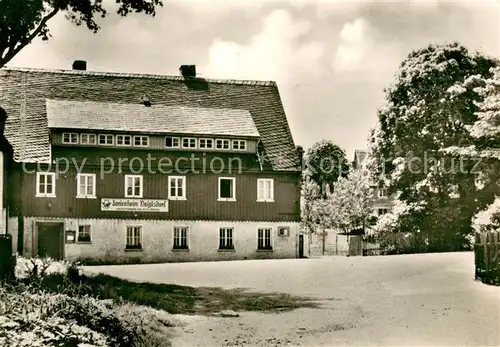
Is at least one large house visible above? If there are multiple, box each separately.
[0,62,303,263]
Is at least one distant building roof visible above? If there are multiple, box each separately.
[0,67,300,170]
[353,149,368,169]
[46,99,260,137]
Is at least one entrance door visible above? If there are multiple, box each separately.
[298,234,304,258]
[37,222,64,260]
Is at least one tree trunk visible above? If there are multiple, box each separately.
[322,229,326,255]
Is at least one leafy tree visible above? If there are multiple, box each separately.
[0,0,162,68]
[300,170,321,236]
[370,42,499,251]
[319,165,375,234]
[305,140,349,197]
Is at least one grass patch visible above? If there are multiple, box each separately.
[28,272,321,315]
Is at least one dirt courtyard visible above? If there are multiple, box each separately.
[86,252,500,346]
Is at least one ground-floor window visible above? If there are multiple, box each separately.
[126,226,142,249]
[173,226,189,249]
[77,225,91,243]
[219,227,234,250]
[258,228,273,250]
[378,208,389,216]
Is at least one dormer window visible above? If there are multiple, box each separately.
[232,140,246,151]
[165,136,180,148]
[98,134,114,146]
[80,133,96,145]
[116,135,132,146]
[182,137,197,149]
[133,135,149,147]
[216,139,230,150]
[199,138,214,149]
[62,132,79,144]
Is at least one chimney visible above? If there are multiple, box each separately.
[72,60,87,71]
[180,65,196,78]
[0,107,7,135]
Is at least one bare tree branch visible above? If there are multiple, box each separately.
[0,7,59,68]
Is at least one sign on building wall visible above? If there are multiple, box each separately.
[101,198,169,212]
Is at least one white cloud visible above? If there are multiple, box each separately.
[333,18,370,73]
[203,9,324,84]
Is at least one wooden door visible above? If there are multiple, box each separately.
[298,234,304,258]
[37,222,64,260]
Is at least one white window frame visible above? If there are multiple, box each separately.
[172,226,189,250]
[215,139,230,150]
[219,227,234,250]
[182,137,197,149]
[76,173,96,199]
[257,227,273,251]
[165,136,180,148]
[133,135,149,147]
[168,176,186,200]
[80,133,96,145]
[199,138,214,149]
[257,178,274,202]
[35,172,56,198]
[377,208,389,216]
[77,225,92,243]
[126,226,142,249]
[98,134,114,146]
[125,175,143,198]
[218,177,236,201]
[62,132,79,144]
[116,134,132,146]
[378,187,388,198]
[232,139,247,151]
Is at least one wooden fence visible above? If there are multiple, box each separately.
[474,231,500,285]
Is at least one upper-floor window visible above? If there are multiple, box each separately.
[36,172,56,198]
[173,226,189,250]
[232,140,247,151]
[257,228,273,250]
[133,135,149,147]
[77,173,96,198]
[218,177,236,201]
[378,188,388,198]
[257,178,274,202]
[125,175,143,198]
[182,137,197,149]
[168,176,186,200]
[80,133,96,145]
[165,136,180,148]
[219,227,234,250]
[215,139,230,150]
[116,135,132,146]
[62,132,79,144]
[98,134,114,146]
[378,208,389,216]
[199,138,214,149]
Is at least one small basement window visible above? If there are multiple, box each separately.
[62,132,79,144]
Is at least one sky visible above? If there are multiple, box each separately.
[8,0,500,160]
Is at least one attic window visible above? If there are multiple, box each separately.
[182,137,197,149]
[165,136,180,148]
[62,132,79,144]
[216,139,230,150]
[199,138,214,149]
[98,134,114,146]
[232,140,246,151]
[80,133,96,145]
[133,135,149,147]
[116,135,132,146]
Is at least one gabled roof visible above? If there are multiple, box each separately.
[0,67,300,170]
[46,99,260,137]
[353,149,368,169]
